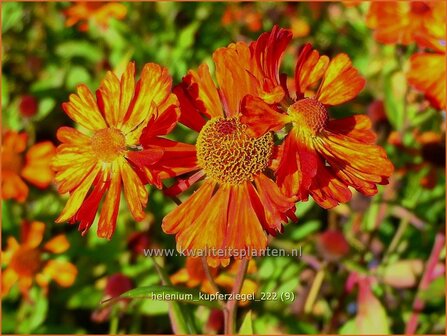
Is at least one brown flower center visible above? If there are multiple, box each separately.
[288,98,328,134]
[91,128,126,163]
[10,247,42,277]
[196,117,273,185]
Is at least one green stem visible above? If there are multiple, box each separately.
[224,258,249,335]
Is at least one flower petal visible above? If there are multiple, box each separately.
[316,53,366,106]
[42,259,77,287]
[407,53,446,110]
[295,44,329,98]
[43,234,70,254]
[122,63,173,134]
[97,164,122,239]
[56,163,101,223]
[22,221,45,248]
[1,268,18,296]
[120,159,148,221]
[21,141,56,188]
[252,173,296,234]
[1,172,29,202]
[63,84,107,131]
[240,95,289,137]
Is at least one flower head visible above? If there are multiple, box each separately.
[240,27,393,208]
[150,41,296,266]
[2,131,55,202]
[64,1,127,32]
[366,1,445,45]
[2,221,77,298]
[52,62,179,238]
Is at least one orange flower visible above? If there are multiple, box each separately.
[154,41,296,266]
[2,221,77,298]
[52,62,180,238]
[366,1,445,45]
[407,33,446,110]
[240,27,393,208]
[2,131,55,202]
[171,257,257,306]
[222,4,262,32]
[64,1,127,32]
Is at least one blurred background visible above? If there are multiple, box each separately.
[1,1,445,334]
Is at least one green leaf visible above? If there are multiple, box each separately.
[239,310,254,335]
[2,75,9,109]
[106,285,221,309]
[55,41,103,63]
[2,2,23,33]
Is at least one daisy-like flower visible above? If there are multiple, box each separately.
[2,131,55,202]
[64,1,127,32]
[171,257,257,306]
[52,62,179,238]
[407,30,446,110]
[366,1,446,45]
[240,26,393,208]
[149,42,296,266]
[2,221,77,298]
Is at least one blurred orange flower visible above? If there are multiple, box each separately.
[1,131,55,202]
[64,1,127,32]
[52,62,180,238]
[407,33,446,110]
[241,27,394,208]
[158,41,296,267]
[366,1,445,45]
[222,4,262,32]
[171,257,257,306]
[1,221,77,298]
[389,130,445,189]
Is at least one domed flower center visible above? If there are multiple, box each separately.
[91,128,126,163]
[288,98,328,134]
[196,117,273,185]
[1,150,23,174]
[10,247,42,277]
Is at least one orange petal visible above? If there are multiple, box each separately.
[316,53,366,106]
[213,42,258,116]
[22,221,45,248]
[162,179,216,238]
[224,184,267,258]
[56,126,91,146]
[316,131,393,196]
[240,95,289,137]
[97,164,121,239]
[122,63,173,135]
[183,64,223,119]
[1,172,28,202]
[327,115,377,144]
[63,84,107,131]
[295,44,329,97]
[276,131,319,200]
[1,268,18,296]
[251,173,296,234]
[174,82,208,132]
[2,237,20,264]
[407,53,446,110]
[250,25,292,89]
[43,234,70,253]
[120,159,148,221]
[53,154,97,194]
[21,141,56,188]
[309,160,352,209]
[2,131,27,153]
[43,260,77,287]
[96,68,124,127]
[56,163,101,223]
